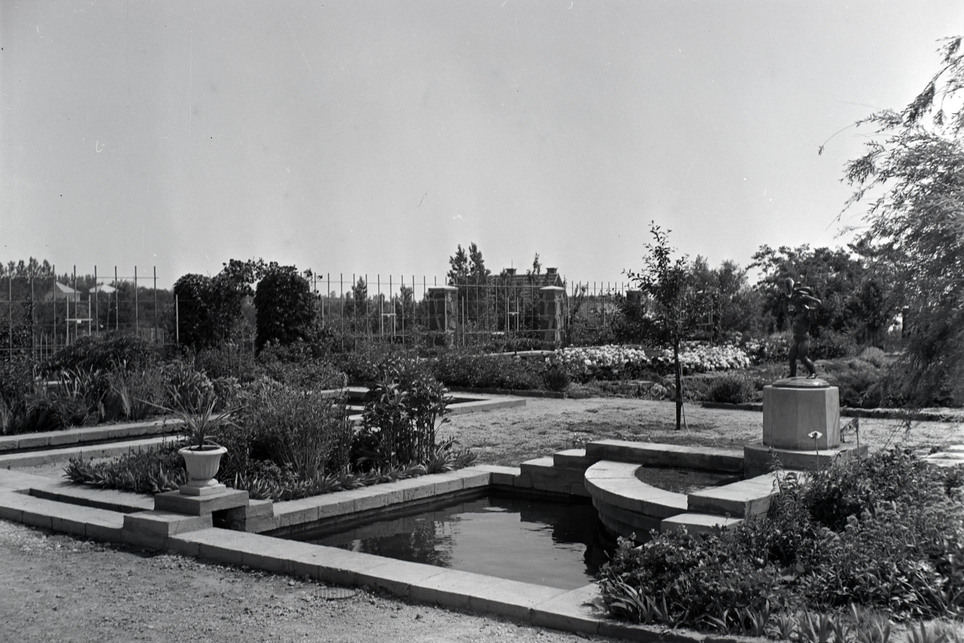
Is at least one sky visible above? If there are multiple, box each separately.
[2,0,963,290]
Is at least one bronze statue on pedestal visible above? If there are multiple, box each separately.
[785,278,822,378]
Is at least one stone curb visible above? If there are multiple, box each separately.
[0,466,742,642]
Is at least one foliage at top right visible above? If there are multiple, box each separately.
[844,36,964,407]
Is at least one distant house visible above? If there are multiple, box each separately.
[41,281,82,302]
[89,283,118,295]
[494,266,565,289]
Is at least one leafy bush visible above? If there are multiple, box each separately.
[218,378,352,482]
[256,341,346,390]
[743,334,787,364]
[194,344,258,382]
[823,358,887,408]
[0,356,35,431]
[17,394,91,433]
[600,450,964,631]
[705,374,755,404]
[330,343,408,385]
[254,264,316,351]
[810,329,858,360]
[599,529,784,630]
[857,346,890,368]
[430,350,543,390]
[43,333,160,374]
[357,357,449,469]
[542,360,571,392]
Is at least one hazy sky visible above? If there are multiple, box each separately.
[2,1,963,288]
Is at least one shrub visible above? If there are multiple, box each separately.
[330,343,407,385]
[0,356,35,430]
[743,334,787,364]
[17,394,91,433]
[705,374,755,404]
[823,358,886,408]
[652,342,751,374]
[43,333,160,374]
[542,360,571,392]
[599,530,784,630]
[810,329,858,360]
[254,264,316,351]
[430,350,543,390]
[256,341,346,390]
[194,344,258,382]
[357,357,449,469]
[218,378,353,482]
[600,450,964,628]
[857,346,890,368]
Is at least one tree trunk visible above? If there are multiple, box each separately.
[673,338,682,431]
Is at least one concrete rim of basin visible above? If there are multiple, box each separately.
[771,377,830,389]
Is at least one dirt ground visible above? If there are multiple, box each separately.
[4,397,962,642]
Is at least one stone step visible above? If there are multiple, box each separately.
[29,480,154,513]
[585,440,744,473]
[0,489,124,542]
[686,472,781,518]
[552,449,591,470]
[518,457,589,497]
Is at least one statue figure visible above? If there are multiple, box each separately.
[785,278,822,378]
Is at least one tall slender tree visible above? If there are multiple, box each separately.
[626,223,702,431]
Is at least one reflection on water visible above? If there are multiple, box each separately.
[292,494,614,590]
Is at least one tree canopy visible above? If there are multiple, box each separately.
[844,36,964,405]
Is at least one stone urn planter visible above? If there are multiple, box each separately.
[154,380,238,496]
[178,444,228,494]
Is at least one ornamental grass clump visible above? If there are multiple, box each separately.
[218,377,353,483]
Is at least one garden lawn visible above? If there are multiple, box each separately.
[442,396,964,467]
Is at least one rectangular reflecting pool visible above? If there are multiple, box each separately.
[276,491,615,590]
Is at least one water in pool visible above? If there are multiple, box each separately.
[288,493,614,590]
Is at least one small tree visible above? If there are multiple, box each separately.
[172,258,265,350]
[254,264,316,352]
[626,223,703,430]
[172,274,218,349]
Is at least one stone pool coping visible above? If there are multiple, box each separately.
[0,465,739,642]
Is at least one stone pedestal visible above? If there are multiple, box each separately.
[426,285,458,347]
[155,488,250,517]
[763,378,840,450]
[539,286,565,347]
[745,377,866,477]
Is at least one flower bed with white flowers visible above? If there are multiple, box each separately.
[651,342,751,374]
[550,345,652,382]
[551,342,751,382]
